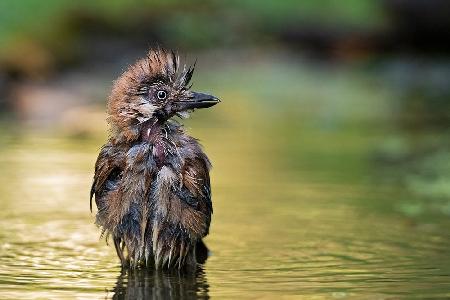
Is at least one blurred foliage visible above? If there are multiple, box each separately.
[0,0,384,40]
[0,0,385,62]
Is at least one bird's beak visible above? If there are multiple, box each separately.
[174,92,220,111]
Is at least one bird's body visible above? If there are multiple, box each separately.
[90,49,219,269]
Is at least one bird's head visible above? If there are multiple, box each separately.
[108,49,219,140]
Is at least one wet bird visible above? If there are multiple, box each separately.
[90,49,219,270]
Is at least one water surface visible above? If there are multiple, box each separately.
[0,60,449,299]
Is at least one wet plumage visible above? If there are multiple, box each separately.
[90,49,219,269]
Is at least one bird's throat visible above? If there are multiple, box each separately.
[140,120,171,168]
[141,120,161,143]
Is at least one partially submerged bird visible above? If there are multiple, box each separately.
[90,49,219,270]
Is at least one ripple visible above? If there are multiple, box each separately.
[0,135,450,299]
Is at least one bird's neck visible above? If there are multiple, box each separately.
[111,119,183,146]
[141,119,181,143]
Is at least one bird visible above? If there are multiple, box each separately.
[90,48,219,270]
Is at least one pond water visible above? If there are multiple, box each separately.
[0,61,449,299]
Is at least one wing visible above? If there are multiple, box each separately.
[151,155,212,267]
[178,156,213,236]
[90,143,124,212]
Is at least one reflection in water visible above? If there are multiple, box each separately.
[112,267,209,300]
[110,234,210,299]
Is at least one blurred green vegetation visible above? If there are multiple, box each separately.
[0,0,384,42]
[0,0,385,72]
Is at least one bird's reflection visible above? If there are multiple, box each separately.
[111,241,210,299]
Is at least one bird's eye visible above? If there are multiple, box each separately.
[156,90,167,100]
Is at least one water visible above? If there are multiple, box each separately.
[0,61,449,299]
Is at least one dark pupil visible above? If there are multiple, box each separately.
[157,90,166,99]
